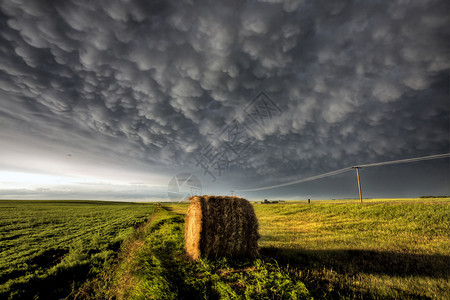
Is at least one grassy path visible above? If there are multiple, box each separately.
[86,204,311,299]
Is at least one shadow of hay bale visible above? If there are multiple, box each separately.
[185,195,260,261]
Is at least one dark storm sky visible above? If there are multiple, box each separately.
[0,0,448,200]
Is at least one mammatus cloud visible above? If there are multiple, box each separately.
[0,0,448,199]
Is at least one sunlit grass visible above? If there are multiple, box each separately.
[254,199,450,299]
[87,205,311,299]
[165,198,450,299]
[2,198,448,299]
[256,200,449,253]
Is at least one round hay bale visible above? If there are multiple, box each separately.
[185,195,260,261]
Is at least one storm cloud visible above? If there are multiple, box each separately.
[0,0,448,199]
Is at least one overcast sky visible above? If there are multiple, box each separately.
[0,0,448,201]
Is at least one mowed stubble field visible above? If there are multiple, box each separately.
[0,198,449,299]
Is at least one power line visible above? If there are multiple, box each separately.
[234,153,450,192]
[235,167,353,192]
[352,153,450,168]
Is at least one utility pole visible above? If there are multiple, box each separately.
[230,190,235,196]
[352,167,363,203]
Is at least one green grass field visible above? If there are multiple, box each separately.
[0,200,155,299]
[1,198,449,299]
[254,200,450,299]
[161,199,450,299]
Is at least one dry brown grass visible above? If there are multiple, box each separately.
[185,195,260,261]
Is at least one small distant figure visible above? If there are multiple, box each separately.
[308,199,311,204]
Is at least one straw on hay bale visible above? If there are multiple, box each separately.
[185,195,260,261]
